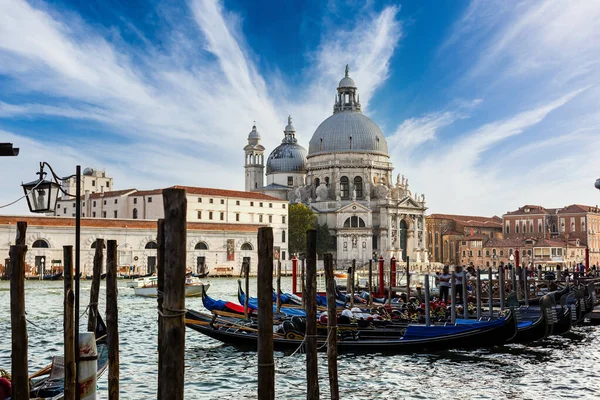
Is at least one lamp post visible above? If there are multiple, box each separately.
[22,162,81,400]
[509,253,515,268]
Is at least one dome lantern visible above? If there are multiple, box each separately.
[334,65,361,113]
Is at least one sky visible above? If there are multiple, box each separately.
[1,0,599,217]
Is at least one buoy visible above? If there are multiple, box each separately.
[78,332,98,399]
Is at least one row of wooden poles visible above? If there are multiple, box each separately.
[9,221,120,399]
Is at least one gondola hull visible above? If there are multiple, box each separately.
[185,309,515,353]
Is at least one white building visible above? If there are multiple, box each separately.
[250,67,428,266]
[0,215,263,277]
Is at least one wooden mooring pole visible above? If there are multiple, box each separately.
[87,239,104,333]
[64,245,76,400]
[159,188,187,400]
[10,221,28,400]
[276,259,282,314]
[156,219,165,399]
[462,273,468,319]
[257,227,274,400]
[301,258,306,310]
[106,240,119,400]
[450,271,456,324]
[424,273,431,326]
[305,229,320,400]
[388,257,393,305]
[244,262,250,320]
[350,259,356,308]
[499,265,505,310]
[406,256,411,299]
[476,268,482,320]
[522,264,529,306]
[488,267,493,318]
[324,253,339,400]
[368,259,373,306]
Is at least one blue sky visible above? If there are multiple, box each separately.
[1,0,599,216]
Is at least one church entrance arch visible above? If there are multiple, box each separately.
[399,220,408,261]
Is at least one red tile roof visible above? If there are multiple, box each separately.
[0,216,264,232]
[428,214,502,228]
[558,204,600,214]
[171,185,284,201]
[442,230,463,236]
[504,205,550,216]
[130,189,164,196]
[88,189,137,199]
[483,238,524,248]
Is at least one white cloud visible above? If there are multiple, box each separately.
[388,111,459,152]
[0,0,403,214]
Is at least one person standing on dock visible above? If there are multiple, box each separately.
[454,265,468,303]
[439,266,451,303]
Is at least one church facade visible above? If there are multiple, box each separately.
[246,67,428,266]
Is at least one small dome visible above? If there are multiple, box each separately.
[266,143,307,174]
[248,124,260,139]
[338,76,356,88]
[83,167,94,176]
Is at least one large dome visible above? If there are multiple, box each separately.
[308,112,388,156]
[266,116,308,174]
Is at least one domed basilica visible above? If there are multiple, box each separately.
[245,67,428,265]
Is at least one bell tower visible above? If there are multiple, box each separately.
[244,123,265,191]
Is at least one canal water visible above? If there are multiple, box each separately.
[1,278,599,399]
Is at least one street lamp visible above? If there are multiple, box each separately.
[22,162,82,400]
[509,253,515,268]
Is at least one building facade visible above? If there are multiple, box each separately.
[0,216,264,277]
[248,67,428,266]
[426,214,503,264]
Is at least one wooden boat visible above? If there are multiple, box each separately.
[133,277,210,298]
[508,294,554,343]
[27,315,109,399]
[185,308,515,352]
[237,284,306,317]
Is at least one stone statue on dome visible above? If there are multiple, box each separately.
[316,182,328,201]
[352,189,356,201]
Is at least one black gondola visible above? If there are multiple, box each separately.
[185,308,516,352]
[508,294,554,343]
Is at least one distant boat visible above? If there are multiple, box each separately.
[133,276,210,298]
[43,272,63,281]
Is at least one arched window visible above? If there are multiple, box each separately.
[32,239,49,248]
[314,178,320,187]
[340,176,349,199]
[499,250,504,256]
[91,241,106,249]
[324,177,330,187]
[195,242,208,250]
[133,208,138,219]
[354,177,363,198]
[343,216,366,228]
[506,224,510,234]
[241,243,253,250]
[516,224,519,234]
[552,223,557,233]
[486,250,490,256]
[145,241,158,249]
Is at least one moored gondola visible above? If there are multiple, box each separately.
[185,308,516,352]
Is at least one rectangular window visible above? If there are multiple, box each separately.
[478,250,482,257]
[282,216,286,224]
[220,212,224,221]
[282,230,286,243]
[260,202,263,207]
[236,213,240,222]
[63,208,67,214]
[287,176,294,187]
[282,251,286,260]
[92,212,96,218]
[82,202,85,207]
[103,200,107,205]
[236,200,240,206]
[210,199,213,204]
[72,213,75,217]
[103,211,106,218]
[269,203,273,208]
[269,215,272,223]
[82,213,85,217]
[72,203,75,208]
[198,198,202,202]
[114,210,117,218]
[92,180,96,187]
[93,200,97,207]
[209,212,213,220]
[106,182,110,188]
[259,214,263,223]
[114,199,118,204]
[148,197,153,203]
[197,211,202,219]
[282,204,286,209]
[220,199,225,205]
[250,201,254,206]
[133,198,137,204]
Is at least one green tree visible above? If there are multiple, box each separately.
[316,223,335,258]
[288,203,317,255]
